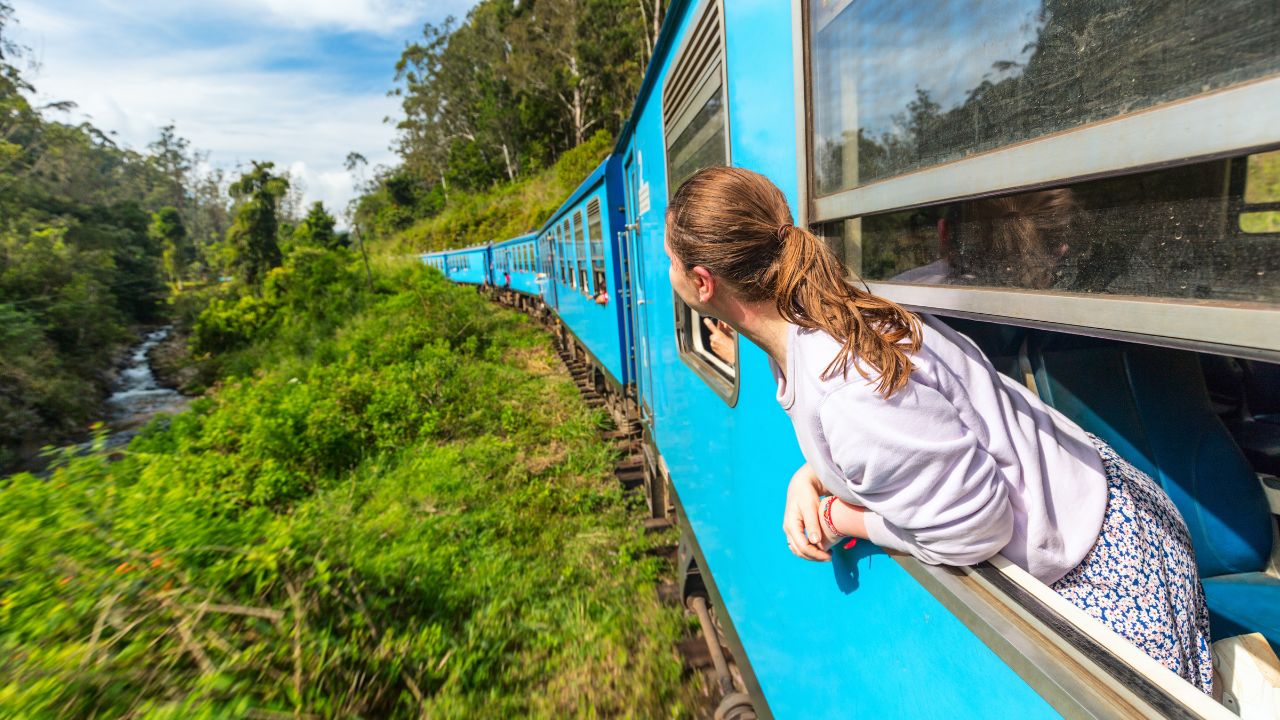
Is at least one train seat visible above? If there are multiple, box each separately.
[937,317,1026,383]
[1201,356,1280,476]
[1027,334,1279,653]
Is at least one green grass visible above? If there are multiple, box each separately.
[0,262,703,718]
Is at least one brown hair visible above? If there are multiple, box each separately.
[666,166,920,396]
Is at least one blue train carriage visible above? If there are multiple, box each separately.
[491,233,541,297]
[419,250,450,277]
[538,157,634,395]
[613,0,1280,718]
[441,243,492,287]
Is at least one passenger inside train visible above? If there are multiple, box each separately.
[663,165,1216,694]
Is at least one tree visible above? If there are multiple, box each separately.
[147,124,191,211]
[149,206,190,288]
[226,161,288,290]
[293,201,341,250]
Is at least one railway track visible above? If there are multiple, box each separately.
[487,287,757,720]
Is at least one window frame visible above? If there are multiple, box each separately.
[587,197,607,295]
[573,210,589,295]
[663,0,740,405]
[796,1,1280,362]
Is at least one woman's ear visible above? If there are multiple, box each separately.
[691,265,716,304]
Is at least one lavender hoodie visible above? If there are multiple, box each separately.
[770,315,1107,584]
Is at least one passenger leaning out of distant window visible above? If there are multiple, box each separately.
[662,166,1213,694]
[594,288,609,306]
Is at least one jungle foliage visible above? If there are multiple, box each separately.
[0,4,228,467]
[1,261,702,718]
[0,3,350,466]
[354,0,666,248]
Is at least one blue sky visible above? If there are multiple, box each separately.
[11,0,481,223]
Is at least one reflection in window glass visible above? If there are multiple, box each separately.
[1241,150,1280,234]
[808,0,1280,195]
[828,153,1280,305]
[667,91,727,197]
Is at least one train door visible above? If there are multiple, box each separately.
[541,234,558,308]
[623,150,655,423]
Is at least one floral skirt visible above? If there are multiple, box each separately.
[1050,435,1214,695]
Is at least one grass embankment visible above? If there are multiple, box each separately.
[371,131,613,256]
[0,260,701,718]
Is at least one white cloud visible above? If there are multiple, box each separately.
[217,0,477,34]
[8,0,474,226]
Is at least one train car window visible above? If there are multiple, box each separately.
[587,198,606,294]
[1240,149,1280,235]
[662,0,737,404]
[673,303,738,405]
[663,0,727,196]
[661,0,737,403]
[817,150,1280,307]
[574,210,589,294]
[561,219,574,288]
[807,0,1280,196]
[557,226,568,283]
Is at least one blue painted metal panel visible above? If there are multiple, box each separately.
[448,245,491,286]
[492,233,543,297]
[610,1,1059,717]
[540,169,629,387]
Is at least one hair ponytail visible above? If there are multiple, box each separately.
[773,224,920,395]
[667,166,920,397]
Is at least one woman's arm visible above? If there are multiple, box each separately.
[819,382,1014,566]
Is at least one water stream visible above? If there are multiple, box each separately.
[98,327,190,450]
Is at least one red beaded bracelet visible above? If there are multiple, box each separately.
[822,496,859,550]
[821,496,839,538]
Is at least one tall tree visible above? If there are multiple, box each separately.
[149,206,190,289]
[226,161,288,290]
[293,201,340,250]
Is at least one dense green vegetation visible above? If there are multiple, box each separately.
[2,257,701,717]
[368,128,613,256]
[0,4,353,467]
[3,3,705,716]
[0,5,220,465]
[355,0,666,250]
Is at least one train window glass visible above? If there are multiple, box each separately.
[563,217,578,286]
[1240,150,1280,235]
[574,210,589,294]
[662,0,737,404]
[807,0,1280,196]
[558,226,569,284]
[587,198,606,294]
[823,151,1280,306]
[673,298,739,405]
[663,0,727,196]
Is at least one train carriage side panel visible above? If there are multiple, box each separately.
[493,233,541,296]
[541,161,629,388]
[449,244,491,286]
[615,1,1060,717]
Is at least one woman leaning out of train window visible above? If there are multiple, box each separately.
[663,166,1214,695]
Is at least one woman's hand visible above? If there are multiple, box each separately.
[703,318,736,365]
[783,463,831,562]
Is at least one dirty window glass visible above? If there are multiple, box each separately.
[823,152,1280,306]
[808,0,1280,195]
[667,91,727,197]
